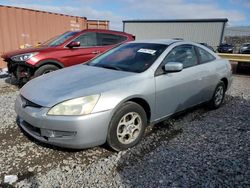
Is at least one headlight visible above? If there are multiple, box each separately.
[11,52,38,62]
[47,95,100,116]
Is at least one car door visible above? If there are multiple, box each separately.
[60,32,104,67]
[195,46,219,101]
[154,44,206,119]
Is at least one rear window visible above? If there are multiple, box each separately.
[197,47,216,63]
[89,43,167,73]
[97,33,128,46]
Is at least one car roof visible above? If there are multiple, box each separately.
[78,29,133,36]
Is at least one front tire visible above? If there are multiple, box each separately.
[34,64,59,78]
[107,102,147,151]
[208,81,226,109]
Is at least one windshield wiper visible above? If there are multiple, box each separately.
[98,64,123,71]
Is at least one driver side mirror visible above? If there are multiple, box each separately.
[67,41,80,48]
[164,62,183,73]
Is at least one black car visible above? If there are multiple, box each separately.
[217,43,234,53]
[199,43,215,52]
[239,43,250,54]
[237,43,250,73]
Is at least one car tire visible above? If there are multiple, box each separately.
[34,64,59,77]
[107,102,147,151]
[208,81,226,109]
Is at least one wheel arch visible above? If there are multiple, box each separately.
[111,96,152,123]
[35,60,64,69]
[125,98,151,122]
[221,77,228,90]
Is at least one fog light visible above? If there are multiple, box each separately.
[40,129,76,138]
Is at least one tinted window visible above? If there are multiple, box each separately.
[89,43,167,73]
[162,45,198,68]
[197,47,216,63]
[242,44,250,48]
[220,44,233,47]
[97,33,127,46]
[73,33,97,47]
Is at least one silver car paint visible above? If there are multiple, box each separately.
[15,40,232,149]
[15,95,112,148]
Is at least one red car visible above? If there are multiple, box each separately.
[1,29,134,84]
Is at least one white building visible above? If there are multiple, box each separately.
[123,18,228,48]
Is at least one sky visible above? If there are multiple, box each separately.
[0,0,249,30]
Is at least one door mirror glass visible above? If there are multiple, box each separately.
[164,62,183,73]
[67,41,80,48]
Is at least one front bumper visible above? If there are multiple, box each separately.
[218,49,233,53]
[15,95,112,149]
[5,59,34,80]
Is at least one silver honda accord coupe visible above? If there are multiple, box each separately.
[15,39,232,151]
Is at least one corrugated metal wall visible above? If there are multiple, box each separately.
[124,20,226,49]
[0,6,88,68]
[87,20,109,30]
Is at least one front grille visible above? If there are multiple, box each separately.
[21,95,42,108]
[5,59,18,74]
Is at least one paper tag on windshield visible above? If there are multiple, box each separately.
[137,49,156,55]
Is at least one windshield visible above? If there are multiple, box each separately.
[42,31,79,47]
[242,44,250,47]
[221,44,233,47]
[89,43,167,73]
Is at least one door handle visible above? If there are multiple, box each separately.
[92,51,100,54]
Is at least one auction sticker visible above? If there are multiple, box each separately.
[137,49,156,55]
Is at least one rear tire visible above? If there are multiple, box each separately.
[34,64,59,78]
[107,102,147,151]
[208,81,225,109]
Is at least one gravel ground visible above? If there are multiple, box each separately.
[0,75,249,187]
[228,75,250,98]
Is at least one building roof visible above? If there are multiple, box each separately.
[123,18,228,23]
[87,20,110,22]
[0,5,87,19]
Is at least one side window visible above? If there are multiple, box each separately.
[73,33,97,47]
[97,33,127,46]
[197,47,216,63]
[163,45,198,68]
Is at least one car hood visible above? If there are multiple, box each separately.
[20,65,136,107]
[1,46,54,59]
